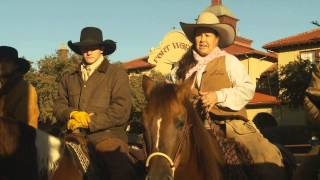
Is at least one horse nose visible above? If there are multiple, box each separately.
[165,175,174,180]
[145,175,173,180]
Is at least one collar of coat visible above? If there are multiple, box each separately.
[0,74,23,96]
[73,58,110,74]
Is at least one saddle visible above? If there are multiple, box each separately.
[64,133,101,180]
[126,120,148,177]
[64,128,147,180]
[126,120,147,163]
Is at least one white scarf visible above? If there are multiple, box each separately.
[185,47,227,79]
[81,56,104,81]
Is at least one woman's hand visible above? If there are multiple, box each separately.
[199,91,217,109]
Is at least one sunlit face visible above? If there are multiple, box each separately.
[0,58,18,77]
[194,27,220,57]
[80,45,104,65]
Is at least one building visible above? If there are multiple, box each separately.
[204,0,278,85]
[263,28,320,68]
[57,43,69,61]
[263,28,320,125]
[122,56,154,74]
[122,0,280,125]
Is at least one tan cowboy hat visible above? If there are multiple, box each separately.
[180,11,235,48]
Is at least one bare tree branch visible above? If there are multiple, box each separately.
[311,20,320,27]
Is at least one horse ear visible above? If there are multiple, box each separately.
[177,72,196,100]
[142,75,155,100]
[183,72,196,89]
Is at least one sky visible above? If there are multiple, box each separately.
[1,0,319,64]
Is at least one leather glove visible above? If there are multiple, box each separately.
[69,111,91,128]
[67,119,84,131]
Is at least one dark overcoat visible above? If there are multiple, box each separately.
[54,60,132,144]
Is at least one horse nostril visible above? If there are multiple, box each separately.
[166,175,174,180]
[145,174,172,180]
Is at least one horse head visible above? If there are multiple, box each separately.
[142,75,195,180]
[142,75,223,180]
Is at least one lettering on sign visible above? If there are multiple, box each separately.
[148,31,192,75]
[154,42,191,63]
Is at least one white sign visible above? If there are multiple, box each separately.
[148,31,192,75]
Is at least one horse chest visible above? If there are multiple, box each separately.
[35,130,63,179]
[175,164,203,180]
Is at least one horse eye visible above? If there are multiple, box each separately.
[175,119,185,129]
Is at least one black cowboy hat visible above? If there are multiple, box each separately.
[0,46,31,74]
[68,27,116,55]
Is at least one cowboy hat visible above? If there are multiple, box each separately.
[180,11,235,48]
[0,46,31,74]
[68,26,116,55]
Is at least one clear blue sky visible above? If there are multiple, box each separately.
[1,0,319,63]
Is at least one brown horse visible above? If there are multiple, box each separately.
[0,116,86,180]
[142,76,225,180]
[0,116,147,180]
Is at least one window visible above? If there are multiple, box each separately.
[300,49,320,63]
[316,49,320,59]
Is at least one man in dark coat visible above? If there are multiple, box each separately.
[54,27,135,180]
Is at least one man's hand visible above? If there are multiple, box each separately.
[67,119,84,131]
[69,111,93,128]
[199,91,217,109]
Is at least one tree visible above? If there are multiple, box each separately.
[25,54,81,134]
[256,70,279,96]
[128,70,165,120]
[278,58,313,107]
[311,20,320,27]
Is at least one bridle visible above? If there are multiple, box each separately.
[145,120,192,178]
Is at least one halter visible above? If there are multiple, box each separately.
[145,122,191,178]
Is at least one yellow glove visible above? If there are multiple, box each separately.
[69,111,91,128]
[67,119,84,131]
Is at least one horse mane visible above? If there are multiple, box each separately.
[185,101,223,180]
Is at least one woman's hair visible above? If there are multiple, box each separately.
[176,49,196,80]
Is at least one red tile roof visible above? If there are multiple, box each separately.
[248,92,280,106]
[224,44,277,62]
[122,57,155,71]
[263,28,320,51]
[224,43,253,55]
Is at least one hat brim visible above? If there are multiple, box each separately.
[17,58,31,74]
[68,39,116,55]
[180,22,235,48]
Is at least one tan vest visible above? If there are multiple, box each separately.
[192,56,247,119]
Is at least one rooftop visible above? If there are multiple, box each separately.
[122,57,154,71]
[263,28,320,52]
